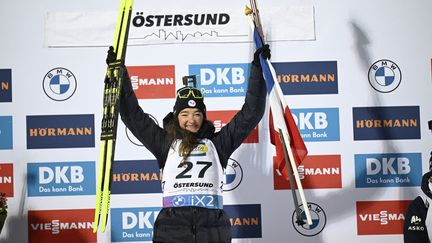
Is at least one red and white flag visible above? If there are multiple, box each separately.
[252,27,308,181]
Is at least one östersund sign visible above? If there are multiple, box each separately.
[44,5,315,47]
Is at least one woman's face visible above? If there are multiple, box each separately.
[177,108,204,133]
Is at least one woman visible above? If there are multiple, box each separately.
[115,45,270,243]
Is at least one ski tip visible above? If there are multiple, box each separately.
[244,6,252,15]
[93,218,99,233]
[101,224,107,233]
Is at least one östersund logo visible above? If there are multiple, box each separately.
[292,202,326,237]
[43,67,77,101]
[368,60,401,93]
[223,158,243,192]
[132,12,230,28]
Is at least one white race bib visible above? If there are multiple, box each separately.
[161,139,225,209]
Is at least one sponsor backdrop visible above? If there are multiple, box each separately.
[1,0,432,242]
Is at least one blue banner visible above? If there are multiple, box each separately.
[26,114,95,149]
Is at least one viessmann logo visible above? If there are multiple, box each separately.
[0,163,14,196]
[127,65,176,99]
[356,200,411,235]
[26,114,95,149]
[274,155,342,190]
[28,209,95,243]
[206,110,258,143]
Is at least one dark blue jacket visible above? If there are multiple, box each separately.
[119,63,266,169]
[404,171,432,243]
[119,63,266,243]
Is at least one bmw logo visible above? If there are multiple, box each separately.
[172,196,186,207]
[43,67,77,101]
[125,113,159,146]
[368,59,401,93]
[292,202,326,237]
[223,158,243,192]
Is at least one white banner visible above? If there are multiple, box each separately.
[44,5,315,47]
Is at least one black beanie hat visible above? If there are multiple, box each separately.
[173,87,206,117]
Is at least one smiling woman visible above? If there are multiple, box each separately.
[114,44,270,242]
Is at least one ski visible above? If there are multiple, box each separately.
[94,0,134,233]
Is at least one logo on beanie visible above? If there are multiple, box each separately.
[188,100,196,107]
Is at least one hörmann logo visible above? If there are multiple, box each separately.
[353,106,420,140]
[0,116,13,149]
[189,63,249,97]
[127,65,176,99]
[27,161,96,197]
[356,200,411,235]
[291,108,340,142]
[0,163,14,196]
[355,153,422,188]
[26,114,95,149]
[224,204,262,239]
[274,155,342,190]
[28,209,95,243]
[0,69,12,102]
[111,160,162,194]
[272,61,338,95]
[111,207,161,242]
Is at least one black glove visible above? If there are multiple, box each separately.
[253,44,271,66]
[106,46,116,65]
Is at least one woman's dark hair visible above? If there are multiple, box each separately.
[166,116,199,161]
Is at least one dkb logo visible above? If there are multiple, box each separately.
[354,153,422,188]
[189,63,250,97]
